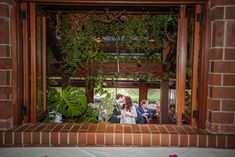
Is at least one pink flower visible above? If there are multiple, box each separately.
[169,154,178,157]
[120,15,127,21]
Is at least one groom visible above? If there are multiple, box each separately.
[109,94,124,123]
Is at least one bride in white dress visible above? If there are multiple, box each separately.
[120,96,137,124]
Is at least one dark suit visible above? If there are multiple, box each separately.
[136,106,153,124]
[109,101,121,123]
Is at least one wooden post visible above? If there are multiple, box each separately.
[176,5,188,125]
[139,86,148,103]
[190,4,202,126]
[160,80,169,124]
[30,2,37,123]
[198,4,209,129]
[21,2,30,123]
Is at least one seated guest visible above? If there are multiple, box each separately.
[168,104,177,124]
[153,102,161,124]
[136,100,153,124]
[120,96,137,124]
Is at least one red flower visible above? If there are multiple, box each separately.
[155,71,166,78]
[169,154,178,157]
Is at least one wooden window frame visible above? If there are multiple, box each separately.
[16,0,208,128]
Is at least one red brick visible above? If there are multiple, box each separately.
[60,132,68,145]
[124,133,132,145]
[142,133,151,146]
[0,45,11,57]
[78,132,86,145]
[115,124,123,133]
[148,124,159,133]
[152,133,160,146]
[217,135,226,148]
[210,0,235,7]
[208,98,220,111]
[140,126,150,133]
[170,133,179,146]
[69,132,77,145]
[0,88,11,100]
[61,123,73,132]
[210,7,224,21]
[222,100,235,111]
[212,21,224,47]
[198,135,207,147]
[208,135,216,147]
[133,133,141,145]
[106,125,114,133]
[211,61,235,73]
[41,132,49,145]
[32,132,40,144]
[157,126,168,134]
[226,6,235,19]
[0,18,9,44]
[0,71,10,85]
[182,125,196,133]
[132,124,141,133]
[209,48,223,60]
[206,122,220,133]
[87,132,95,145]
[209,111,234,123]
[0,4,9,17]
[165,125,177,132]
[227,135,235,149]
[5,131,13,144]
[174,126,187,134]
[115,132,123,145]
[208,73,221,85]
[189,134,197,147]
[220,125,235,133]
[23,131,31,144]
[180,134,188,147]
[97,123,106,132]
[225,49,235,60]
[96,132,104,145]
[161,134,169,146]
[70,124,80,132]
[226,21,235,47]
[79,123,90,131]
[224,74,235,86]
[0,131,3,144]
[0,101,11,119]
[0,58,12,69]
[51,132,59,145]
[51,124,64,145]
[88,124,97,132]
[0,120,10,128]
[210,87,235,99]
[105,133,113,145]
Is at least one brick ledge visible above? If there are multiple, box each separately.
[0,123,234,148]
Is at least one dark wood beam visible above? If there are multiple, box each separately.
[20,0,207,5]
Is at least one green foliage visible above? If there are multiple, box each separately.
[58,13,178,77]
[47,85,99,122]
[94,76,114,122]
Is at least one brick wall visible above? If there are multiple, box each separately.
[0,0,13,129]
[206,0,235,134]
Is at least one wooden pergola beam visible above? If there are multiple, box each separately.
[20,0,207,5]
